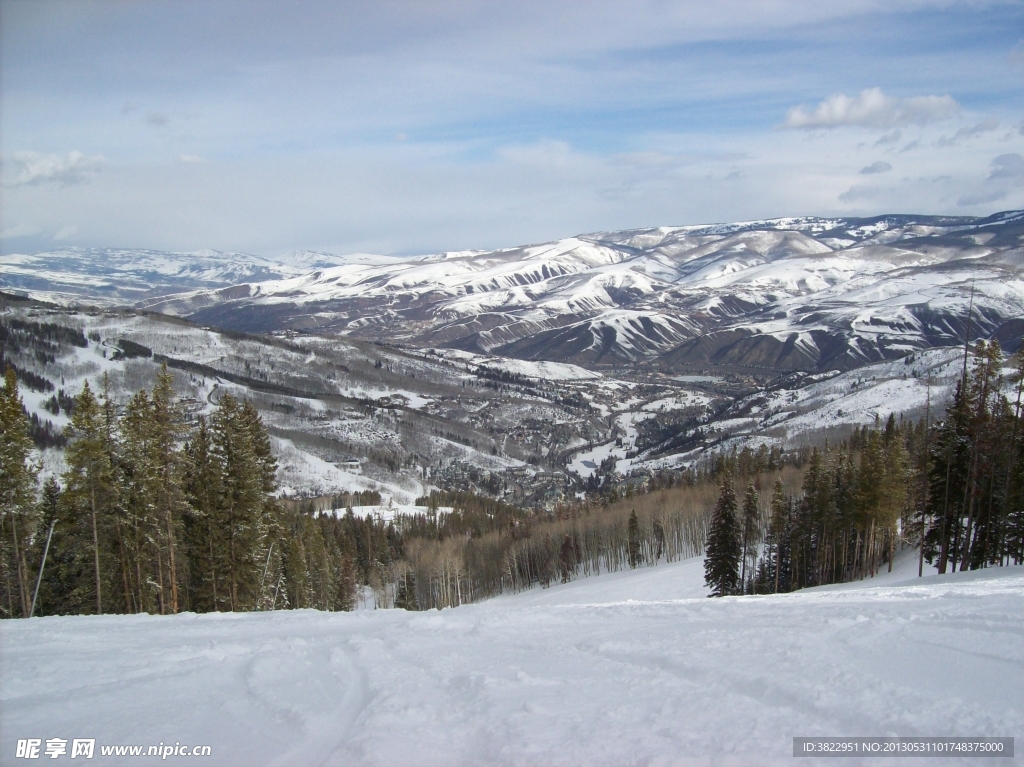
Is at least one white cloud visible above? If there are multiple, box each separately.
[838,184,877,203]
[958,188,1006,206]
[1011,41,1024,68]
[0,121,1016,257]
[956,154,1024,208]
[0,223,40,240]
[784,88,959,130]
[988,153,1024,181]
[936,117,1000,147]
[53,225,78,241]
[177,154,208,164]
[860,161,891,175]
[2,150,104,187]
[873,129,901,146]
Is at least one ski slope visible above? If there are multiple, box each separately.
[2,556,1022,766]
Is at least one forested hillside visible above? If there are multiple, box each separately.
[705,340,1024,597]
[2,339,1022,619]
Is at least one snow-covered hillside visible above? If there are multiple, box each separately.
[5,211,1021,372]
[3,555,1021,766]
[123,210,1024,371]
[3,298,1014,501]
[0,247,367,305]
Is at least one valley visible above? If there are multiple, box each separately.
[3,210,1021,505]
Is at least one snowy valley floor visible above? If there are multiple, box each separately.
[2,556,1022,766]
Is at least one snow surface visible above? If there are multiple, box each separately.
[435,350,602,382]
[3,555,1021,766]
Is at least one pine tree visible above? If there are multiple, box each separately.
[739,483,758,594]
[792,448,829,588]
[120,388,156,613]
[150,365,187,612]
[0,368,40,617]
[210,394,277,611]
[704,471,741,597]
[879,425,909,573]
[183,416,226,611]
[28,477,61,616]
[338,551,357,611]
[1005,350,1024,565]
[766,479,791,593]
[118,374,188,615]
[62,381,118,614]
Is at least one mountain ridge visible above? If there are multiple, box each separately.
[3,211,1022,375]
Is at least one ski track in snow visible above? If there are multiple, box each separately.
[2,555,1022,766]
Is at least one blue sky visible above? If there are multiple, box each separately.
[1,0,1023,256]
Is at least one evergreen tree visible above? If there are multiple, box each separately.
[0,368,40,617]
[118,374,188,615]
[879,425,909,573]
[765,479,791,593]
[150,366,187,612]
[739,483,758,594]
[704,471,741,597]
[210,394,277,611]
[62,381,118,614]
[337,552,357,611]
[28,477,61,616]
[793,448,829,588]
[120,388,155,613]
[1005,350,1024,565]
[182,416,225,611]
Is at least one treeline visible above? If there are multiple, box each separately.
[0,366,369,618]
[282,489,383,514]
[392,464,807,610]
[8,341,1022,618]
[0,317,88,382]
[705,341,1024,597]
[390,477,750,610]
[0,316,88,354]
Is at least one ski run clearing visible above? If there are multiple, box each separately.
[2,554,1021,766]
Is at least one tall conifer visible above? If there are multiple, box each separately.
[63,381,118,614]
[0,368,39,617]
[740,484,758,594]
[705,471,741,597]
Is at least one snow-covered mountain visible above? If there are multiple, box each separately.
[4,211,1023,374]
[0,247,386,304]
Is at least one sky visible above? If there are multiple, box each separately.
[1,0,1023,257]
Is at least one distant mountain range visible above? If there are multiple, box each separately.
[4,211,1023,375]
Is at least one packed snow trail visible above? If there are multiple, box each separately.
[2,558,1022,766]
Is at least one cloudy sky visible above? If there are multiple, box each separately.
[1,0,1023,257]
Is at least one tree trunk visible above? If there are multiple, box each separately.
[938,452,954,574]
[959,453,979,571]
[116,521,134,613]
[90,483,103,615]
[10,514,29,618]
[156,546,166,615]
[166,511,179,613]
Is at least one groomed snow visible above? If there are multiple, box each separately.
[2,554,1021,766]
